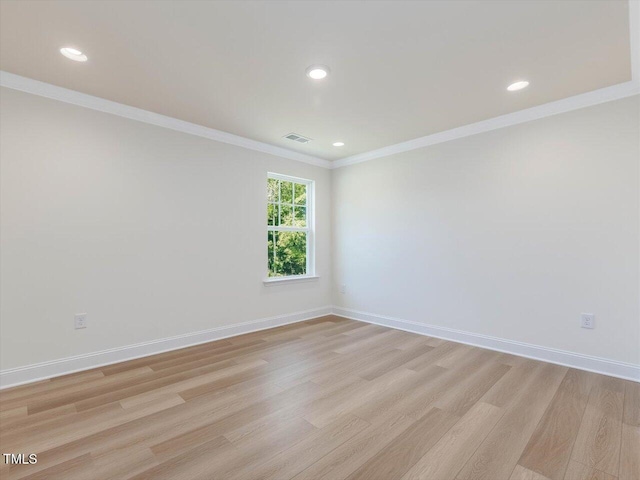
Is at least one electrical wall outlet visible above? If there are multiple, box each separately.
[340,284,346,294]
[75,313,87,329]
[580,313,595,329]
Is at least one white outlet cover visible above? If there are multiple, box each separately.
[580,313,595,329]
[75,313,87,329]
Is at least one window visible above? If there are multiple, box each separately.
[267,173,314,279]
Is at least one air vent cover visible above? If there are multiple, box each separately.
[283,133,312,144]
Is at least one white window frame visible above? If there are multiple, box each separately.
[264,172,318,285]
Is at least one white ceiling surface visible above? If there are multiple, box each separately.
[0,1,633,161]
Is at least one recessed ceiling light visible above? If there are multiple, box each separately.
[507,80,529,91]
[306,65,330,80]
[60,47,88,62]
[332,142,345,147]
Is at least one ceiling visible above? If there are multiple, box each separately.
[0,0,633,161]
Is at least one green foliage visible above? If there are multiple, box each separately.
[267,203,278,226]
[281,204,293,226]
[267,231,307,277]
[281,181,293,203]
[293,206,306,227]
[294,183,306,205]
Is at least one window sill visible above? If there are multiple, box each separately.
[263,275,320,286]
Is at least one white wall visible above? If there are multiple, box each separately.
[332,96,640,366]
[2,85,639,375]
[0,87,331,370]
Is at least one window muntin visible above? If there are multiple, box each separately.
[267,174,313,278]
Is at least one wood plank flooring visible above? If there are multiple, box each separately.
[0,315,638,480]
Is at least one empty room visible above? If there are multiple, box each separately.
[0,0,639,479]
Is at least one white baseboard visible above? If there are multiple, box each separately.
[3,305,637,389]
[332,306,640,382]
[0,306,332,389]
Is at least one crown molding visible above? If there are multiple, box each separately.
[331,0,640,169]
[0,71,332,169]
[1,77,637,175]
[331,80,640,169]
[2,1,638,171]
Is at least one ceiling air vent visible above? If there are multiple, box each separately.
[283,133,312,144]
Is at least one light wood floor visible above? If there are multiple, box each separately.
[0,316,638,480]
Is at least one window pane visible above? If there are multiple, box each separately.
[267,178,279,202]
[267,203,279,226]
[294,183,306,205]
[269,231,306,277]
[293,206,306,227]
[281,181,293,204]
[280,204,293,226]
